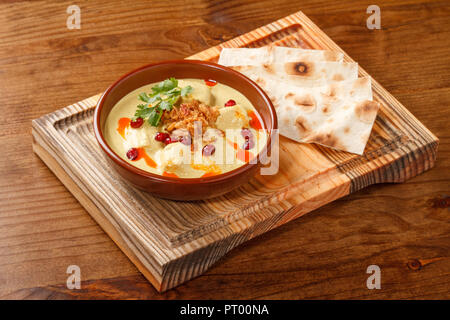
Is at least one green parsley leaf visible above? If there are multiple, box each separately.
[147,108,162,126]
[138,92,150,103]
[134,104,153,120]
[134,78,193,126]
[148,93,161,104]
[166,88,181,97]
[159,100,173,111]
[151,77,178,94]
[181,85,192,97]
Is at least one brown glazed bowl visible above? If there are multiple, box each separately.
[94,60,277,200]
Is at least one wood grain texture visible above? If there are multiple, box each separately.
[1,0,449,299]
[31,10,438,291]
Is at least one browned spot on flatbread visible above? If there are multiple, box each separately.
[321,83,338,98]
[293,94,316,113]
[232,66,245,73]
[320,95,333,107]
[322,106,331,114]
[323,51,341,61]
[285,92,294,99]
[350,78,370,96]
[295,116,311,137]
[321,98,334,115]
[255,77,266,87]
[305,132,345,150]
[263,64,275,74]
[353,77,370,89]
[332,74,344,81]
[344,126,350,134]
[355,100,380,123]
[284,61,313,77]
[268,94,277,105]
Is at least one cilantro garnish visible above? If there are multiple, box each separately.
[134,78,193,126]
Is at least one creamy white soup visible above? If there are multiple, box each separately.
[104,78,267,178]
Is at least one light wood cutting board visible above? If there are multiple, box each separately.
[31,11,438,292]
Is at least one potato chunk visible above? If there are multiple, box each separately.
[181,81,212,105]
[215,105,249,131]
[156,142,191,171]
[123,123,159,150]
[123,126,150,149]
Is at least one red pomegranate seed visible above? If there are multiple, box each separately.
[224,99,236,107]
[126,148,139,160]
[155,132,169,142]
[241,128,253,140]
[202,144,215,156]
[242,138,255,150]
[179,135,191,145]
[204,79,217,87]
[164,137,176,145]
[130,117,144,128]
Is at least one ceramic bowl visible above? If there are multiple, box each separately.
[94,60,277,200]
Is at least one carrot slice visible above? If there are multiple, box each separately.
[136,148,157,168]
[117,117,131,138]
[227,139,254,163]
[247,111,262,130]
[163,171,178,178]
[236,149,254,163]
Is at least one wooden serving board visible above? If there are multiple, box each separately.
[32,11,438,292]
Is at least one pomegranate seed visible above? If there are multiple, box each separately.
[155,132,169,142]
[130,117,143,128]
[179,135,191,145]
[242,138,255,150]
[126,148,139,160]
[224,99,236,107]
[204,79,217,87]
[202,144,215,156]
[241,128,253,140]
[164,137,176,145]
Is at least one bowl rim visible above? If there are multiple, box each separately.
[93,59,278,185]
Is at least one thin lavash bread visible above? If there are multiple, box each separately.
[232,61,358,87]
[238,70,380,154]
[218,46,344,66]
[218,46,380,154]
[269,78,380,154]
[271,46,344,63]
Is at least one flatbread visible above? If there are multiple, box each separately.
[218,47,271,66]
[232,61,358,88]
[271,46,344,63]
[218,46,344,66]
[218,46,379,154]
[257,77,379,154]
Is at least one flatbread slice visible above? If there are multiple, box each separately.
[218,46,344,66]
[271,46,344,63]
[218,47,271,66]
[262,77,379,154]
[218,46,378,154]
[232,61,358,87]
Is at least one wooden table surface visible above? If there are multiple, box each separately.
[0,0,449,299]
